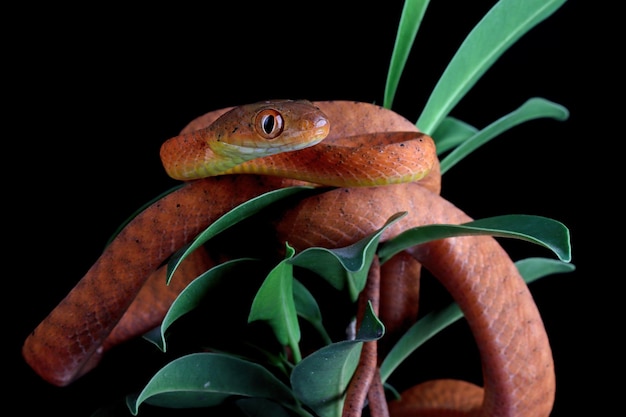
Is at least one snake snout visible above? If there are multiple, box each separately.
[304,114,330,141]
[293,107,330,141]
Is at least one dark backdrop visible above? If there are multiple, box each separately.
[9,1,608,416]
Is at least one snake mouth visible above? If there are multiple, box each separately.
[212,135,323,158]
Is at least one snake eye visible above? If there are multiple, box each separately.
[255,109,284,139]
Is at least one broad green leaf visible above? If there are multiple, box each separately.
[291,302,384,417]
[379,257,574,382]
[249,244,301,362]
[290,212,407,302]
[294,279,332,345]
[383,0,430,108]
[144,258,261,352]
[417,0,568,134]
[126,352,296,415]
[378,214,571,264]
[439,98,569,174]
[166,186,314,283]
[294,342,361,417]
[431,116,478,155]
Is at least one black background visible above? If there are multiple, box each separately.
[8,1,611,416]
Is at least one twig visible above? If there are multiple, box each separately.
[342,256,389,417]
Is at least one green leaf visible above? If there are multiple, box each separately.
[383,0,430,108]
[354,302,386,342]
[439,98,569,174]
[515,256,576,280]
[144,258,261,352]
[291,302,384,417]
[431,116,478,155]
[166,186,314,283]
[378,214,571,264]
[126,352,296,415]
[249,244,302,362]
[290,212,407,302]
[379,301,461,384]
[379,257,574,382]
[417,0,568,134]
[294,279,332,345]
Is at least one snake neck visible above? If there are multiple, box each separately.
[160,131,250,180]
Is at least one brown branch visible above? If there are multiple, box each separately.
[343,256,388,417]
[367,367,390,417]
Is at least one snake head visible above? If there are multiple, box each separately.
[209,99,330,153]
[160,99,330,180]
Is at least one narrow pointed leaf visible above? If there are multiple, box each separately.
[290,212,407,301]
[440,98,569,174]
[126,352,296,415]
[515,256,576,280]
[379,257,574,382]
[144,258,261,352]
[378,214,571,264]
[291,302,384,417]
[379,301,461,383]
[166,186,314,282]
[417,0,568,134]
[383,0,430,108]
[431,116,478,155]
[248,244,301,359]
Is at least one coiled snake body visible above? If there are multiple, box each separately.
[23,100,554,416]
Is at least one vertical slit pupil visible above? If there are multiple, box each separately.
[262,115,275,134]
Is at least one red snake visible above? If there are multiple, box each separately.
[23,100,555,416]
